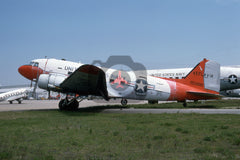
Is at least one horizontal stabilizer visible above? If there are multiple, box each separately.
[187,91,222,100]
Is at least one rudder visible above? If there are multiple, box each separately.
[182,58,220,92]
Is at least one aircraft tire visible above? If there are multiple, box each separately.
[70,99,79,110]
[121,99,128,106]
[59,99,67,110]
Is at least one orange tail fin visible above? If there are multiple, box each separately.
[178,58,220,92]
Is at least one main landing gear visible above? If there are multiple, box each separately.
[58,96,83,111]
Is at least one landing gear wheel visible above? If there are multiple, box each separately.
[121,99,128,106]
[59,99,79,111]
[59,99,67,110]
[70,99,79,110]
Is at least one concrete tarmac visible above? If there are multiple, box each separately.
[0,99,140,112]
[0,100,117,112]
[0,100,59,112]
[0,100,240,114]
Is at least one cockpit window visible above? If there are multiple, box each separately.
[34,63,39,67]
[29,62,39,67]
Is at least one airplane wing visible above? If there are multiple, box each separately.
[186,91,222,99]
[60,65,109,100]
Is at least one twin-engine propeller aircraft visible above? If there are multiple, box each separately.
[18,58,240,94]
[0,88,29,104]
[19,58,221,109]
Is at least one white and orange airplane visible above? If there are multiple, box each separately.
[19,58,221,109]
[18,58,240,92]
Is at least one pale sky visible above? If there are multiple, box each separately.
[0,0,240,85]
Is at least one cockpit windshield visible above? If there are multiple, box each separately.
[29,62,39,67]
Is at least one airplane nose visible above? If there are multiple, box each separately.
[18,65,44,81]
[18,65,34,80]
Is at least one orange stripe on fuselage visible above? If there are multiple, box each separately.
[163,78,189,101]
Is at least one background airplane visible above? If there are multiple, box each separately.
[221,89,240,97]
[19,58,221,109]
[0,88,29,104]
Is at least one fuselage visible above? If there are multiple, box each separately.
[106,74,219,102]
[18,58,240,92]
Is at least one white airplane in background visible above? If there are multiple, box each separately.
[18,58,240,92]
[221,89,240,97]
[0,88,29,104]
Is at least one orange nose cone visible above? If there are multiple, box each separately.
[18,65,44,81]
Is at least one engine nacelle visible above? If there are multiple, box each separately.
[38,74,67,92]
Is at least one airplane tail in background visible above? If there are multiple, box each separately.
[178,58,220,93]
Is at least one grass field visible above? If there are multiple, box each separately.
[0,108,240,160]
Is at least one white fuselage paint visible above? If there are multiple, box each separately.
[31,59,82,76]
[104,68,172,100]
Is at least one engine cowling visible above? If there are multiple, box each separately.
[38,74,67,92]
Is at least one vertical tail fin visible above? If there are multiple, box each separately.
[182,58,220,92]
